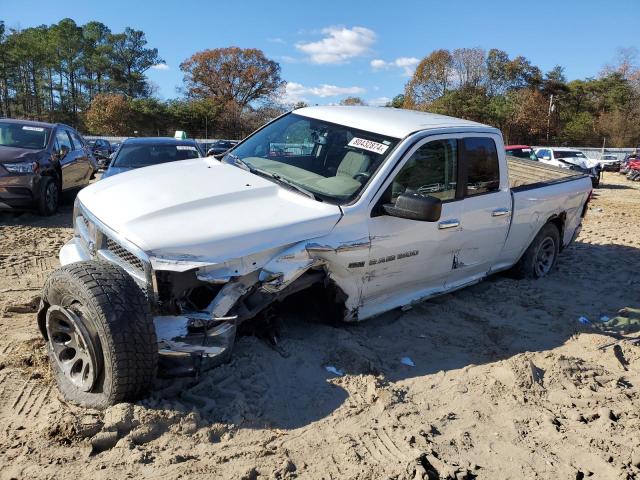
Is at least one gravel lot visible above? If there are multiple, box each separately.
[1,172,639,480]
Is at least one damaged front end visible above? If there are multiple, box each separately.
[65,201,355,377]
[149,244,330,376]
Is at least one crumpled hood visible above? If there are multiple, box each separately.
[0,146,44,163]
[78,158,342,262]
[559,157,600,170]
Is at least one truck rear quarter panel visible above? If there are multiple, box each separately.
[496,176,592,269]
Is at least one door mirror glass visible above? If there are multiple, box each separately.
[383,192,442,222]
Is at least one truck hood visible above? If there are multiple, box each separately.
[78,158,342,263]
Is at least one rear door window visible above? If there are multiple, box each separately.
[462,137,500,196]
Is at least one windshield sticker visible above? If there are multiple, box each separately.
[22,126,44,132]
[176,145,197,151]
[348,137,389,155]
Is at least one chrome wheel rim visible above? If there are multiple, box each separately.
[534,237,556,277]
[46,305,99,392]
[45,182,59,211]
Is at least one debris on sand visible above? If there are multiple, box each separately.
[577,316,591,325]
[400,356,416,367]
[324,365,344,376]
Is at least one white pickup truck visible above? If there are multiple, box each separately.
[534,147,602,187]
[38,107,593,408]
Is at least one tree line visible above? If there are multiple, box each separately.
[0,19,162,124]
[1,17,639,146]
[400,47,640,147]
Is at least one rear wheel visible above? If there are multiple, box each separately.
[37,176,60,216]
[40,261,157,409]
[512,223,560,279]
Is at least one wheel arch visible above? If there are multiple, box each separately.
[545,212,566,251]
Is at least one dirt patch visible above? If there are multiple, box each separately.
[1,174,640,479]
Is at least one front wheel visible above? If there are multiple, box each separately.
[512,223,560,279]
[37,176,60,216]
[39,261,157,409]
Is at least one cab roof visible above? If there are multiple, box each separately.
[293,106,497,139]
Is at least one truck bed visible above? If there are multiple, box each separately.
[508,156,585,191]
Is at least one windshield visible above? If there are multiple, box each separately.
[224,113,399,203]
[0,122,51,150]
[554,150,586,159]
[113,143,201,168]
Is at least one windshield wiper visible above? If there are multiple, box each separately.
[224,152,251,171]
[250,167,319,201]
[224,153,320,201]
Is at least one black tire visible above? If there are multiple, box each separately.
[40,261,157,409]
[37,176,60,216]
[512,223,560,280]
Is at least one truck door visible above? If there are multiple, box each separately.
[445,136,511,288]
[363,137,465,310]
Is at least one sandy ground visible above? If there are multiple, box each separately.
[0,172,639,480]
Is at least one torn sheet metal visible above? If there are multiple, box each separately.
[259,242,322,293]
[154,315,237,376]
[306,236,371,254]
[205,273,258,318]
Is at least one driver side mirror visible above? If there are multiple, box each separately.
[383,192,442,222]
[57,145,70,160]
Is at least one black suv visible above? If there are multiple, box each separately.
[0,118,97,215]
[89,138,114,168]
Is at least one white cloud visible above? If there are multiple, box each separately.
[370,59,387,70]
[284,82,366,103]
[267,37,285,44]
[151,63,169,71]
[368,96,391,107]
[296,26,376,64]
[370,56,419,76]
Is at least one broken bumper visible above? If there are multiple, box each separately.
[154,315,237,376]
[60,239,237,376]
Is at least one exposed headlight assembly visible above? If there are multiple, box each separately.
[3,161,38,173]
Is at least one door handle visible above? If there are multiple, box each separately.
[492,208,511,217]
[438,219,460,229]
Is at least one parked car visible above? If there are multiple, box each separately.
[101,137,202,179]
[626,158,640,181]
[88,139,114,169]
[535,147,601,187]
[505,145,538,161]
[39,106,593,408]
[620,153,638,174]
[599,154,621,172]
[0,118,97,215]
[206,139,238,156]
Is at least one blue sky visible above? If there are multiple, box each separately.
[2,0,639,105]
